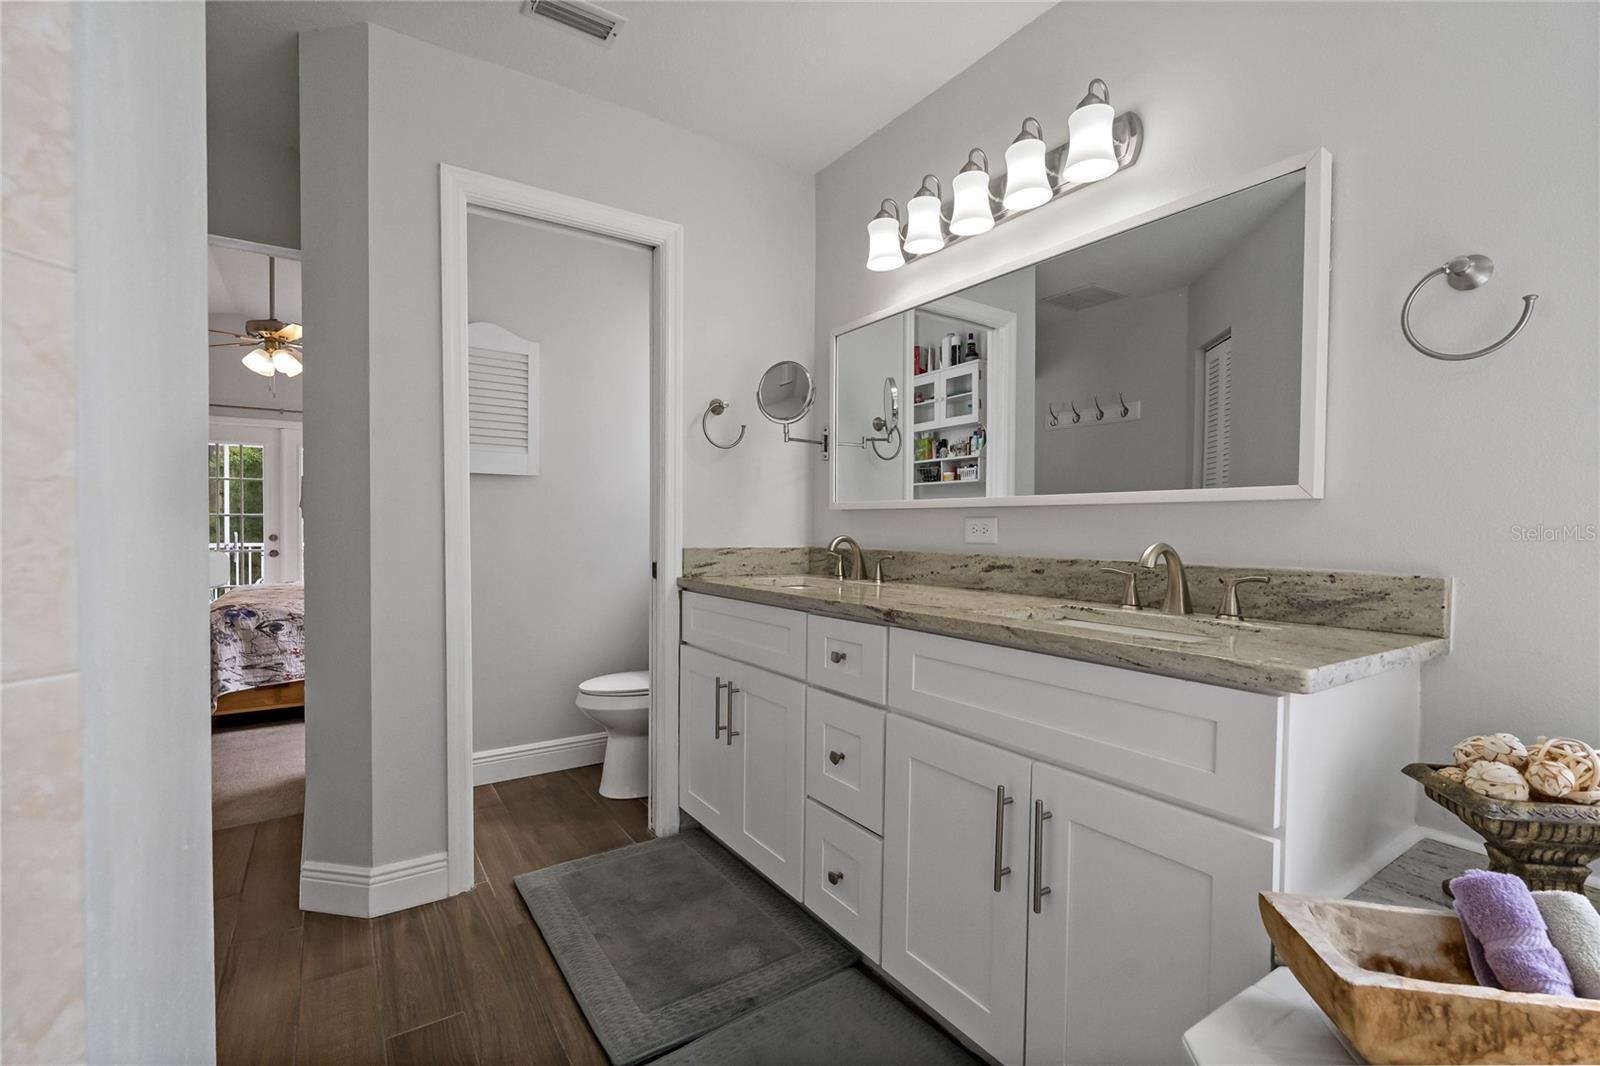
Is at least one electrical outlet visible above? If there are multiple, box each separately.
[964,515,999,544]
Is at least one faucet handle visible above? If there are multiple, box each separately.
[874,554,895,586]
[826,550,845,581]
[1099,566,1144,610]
[1217,575,1271,621]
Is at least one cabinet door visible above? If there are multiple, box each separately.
[1024,764,1278,1065]
[678,646,741,840]
[883,715,1029,1064]
[728,662,808,899]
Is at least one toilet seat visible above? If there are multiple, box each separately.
[578,670,650,698]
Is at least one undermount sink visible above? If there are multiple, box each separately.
[762,575,846,590]
[980,604,1213,644]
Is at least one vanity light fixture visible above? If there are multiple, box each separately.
[1002,118,1053,212]
[903,175,947,255]
[949,149,996,237]
[1062,79,1118,184]
[865,198,907,272]
[860,77,1142,271]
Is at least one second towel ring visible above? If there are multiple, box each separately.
[1401,254,1538,361]
[701,398,746,449]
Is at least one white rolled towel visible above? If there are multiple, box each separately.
[1533,890,1600,999]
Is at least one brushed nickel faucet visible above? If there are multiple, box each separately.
[1138,542,1191,615]
[826,535,865,581]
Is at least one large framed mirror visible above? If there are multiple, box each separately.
[831,149,1330,508]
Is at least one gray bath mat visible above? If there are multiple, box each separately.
[654,968,978,1065]
[514,829,855,1065]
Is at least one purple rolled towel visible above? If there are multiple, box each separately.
[1453,901,1501,989]
[1450,869,1574,996]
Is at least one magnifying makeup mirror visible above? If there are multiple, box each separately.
[756,360,828,458]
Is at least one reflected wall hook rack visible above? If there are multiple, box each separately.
[1401,253,1538,361]
[701,398,745,450]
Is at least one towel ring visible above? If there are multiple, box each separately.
[1401,254,1538,361]
[701,398,745,450]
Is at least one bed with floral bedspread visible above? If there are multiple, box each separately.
[210,583,304,711]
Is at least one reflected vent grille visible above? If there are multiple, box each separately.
[521,0,625,43]
[1042,284,1125,312]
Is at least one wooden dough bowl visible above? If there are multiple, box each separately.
[1261,892,1600,1064]
[1405,762,1600,893]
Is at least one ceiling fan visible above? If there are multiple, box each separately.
[209,255,304,378]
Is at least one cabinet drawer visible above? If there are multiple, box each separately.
[806,615,887,704]
[889,629,1284,830]
[803,799,882,963]
[682,591,807,680]
[805,689,885,833]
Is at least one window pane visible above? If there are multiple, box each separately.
[209,514,222,543]
[209,478,225,513]
[228,444,242,477]
[241,478,263,514]
[240,446,263,480]
[208,445,224,478]
[242,516,264,543]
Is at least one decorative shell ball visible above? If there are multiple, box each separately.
[1525,736,1600,805]
[1463,760,1530,801]
[1453,733,1529,769]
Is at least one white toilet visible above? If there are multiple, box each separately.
[577,669,650,799]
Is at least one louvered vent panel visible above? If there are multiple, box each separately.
[467,333,539,476]
[1201,339,1233,489]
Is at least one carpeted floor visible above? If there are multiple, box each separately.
[212,712,305,830]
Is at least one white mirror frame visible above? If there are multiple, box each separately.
[830,147,1331,510]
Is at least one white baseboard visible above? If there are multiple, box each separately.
[300,851,449,918]
[473,731,607,786]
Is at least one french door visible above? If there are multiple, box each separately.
[208,417,302,594]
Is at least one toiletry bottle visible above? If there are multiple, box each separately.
[965,332,979,362]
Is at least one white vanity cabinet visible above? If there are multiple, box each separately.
[678,644,807,898]
[680,587,1422,1065]
[882,715,1030,1064]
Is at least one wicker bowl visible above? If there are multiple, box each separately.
[1404,762,1600,893]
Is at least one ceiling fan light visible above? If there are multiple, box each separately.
[242,347,276,377]
[272,348,304,377]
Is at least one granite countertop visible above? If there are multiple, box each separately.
[679,573,1448,695]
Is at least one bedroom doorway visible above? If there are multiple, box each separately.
[206,238,309,842]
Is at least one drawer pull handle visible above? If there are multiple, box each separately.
[829,650,848,664]
[1031,799,1054,914]
[827,870,844,885]
[993,784,1014,892]
[828,750,846,765]
[725,683,741,746]
[713,676,728,740]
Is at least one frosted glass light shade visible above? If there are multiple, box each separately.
[272,348,304,377]
[866,216,905,272]
[242,347,276,377]
[1003,135,1052,211]
[903,192,945,255]
[950,169,995,236]
[1063,100,1118,184]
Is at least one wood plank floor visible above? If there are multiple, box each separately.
[213,764,649,1065]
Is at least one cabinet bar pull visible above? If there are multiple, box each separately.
[725,683,741,745]
[713,676,726,739]
[993,784,1014,892]
[1031,799,1054,914]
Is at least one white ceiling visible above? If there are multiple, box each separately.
[209,244,302,322]
[206,1,1055,173]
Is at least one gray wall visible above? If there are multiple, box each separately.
[1186,192,1303,488]
[1036,287,1192,494]
[76,2,216,1059]
[301,22,815,873]
[811,1,1600,838]
[467,212,651,752]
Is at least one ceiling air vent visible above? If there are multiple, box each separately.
[1042,284,1126,313]
[521,0,625,44]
